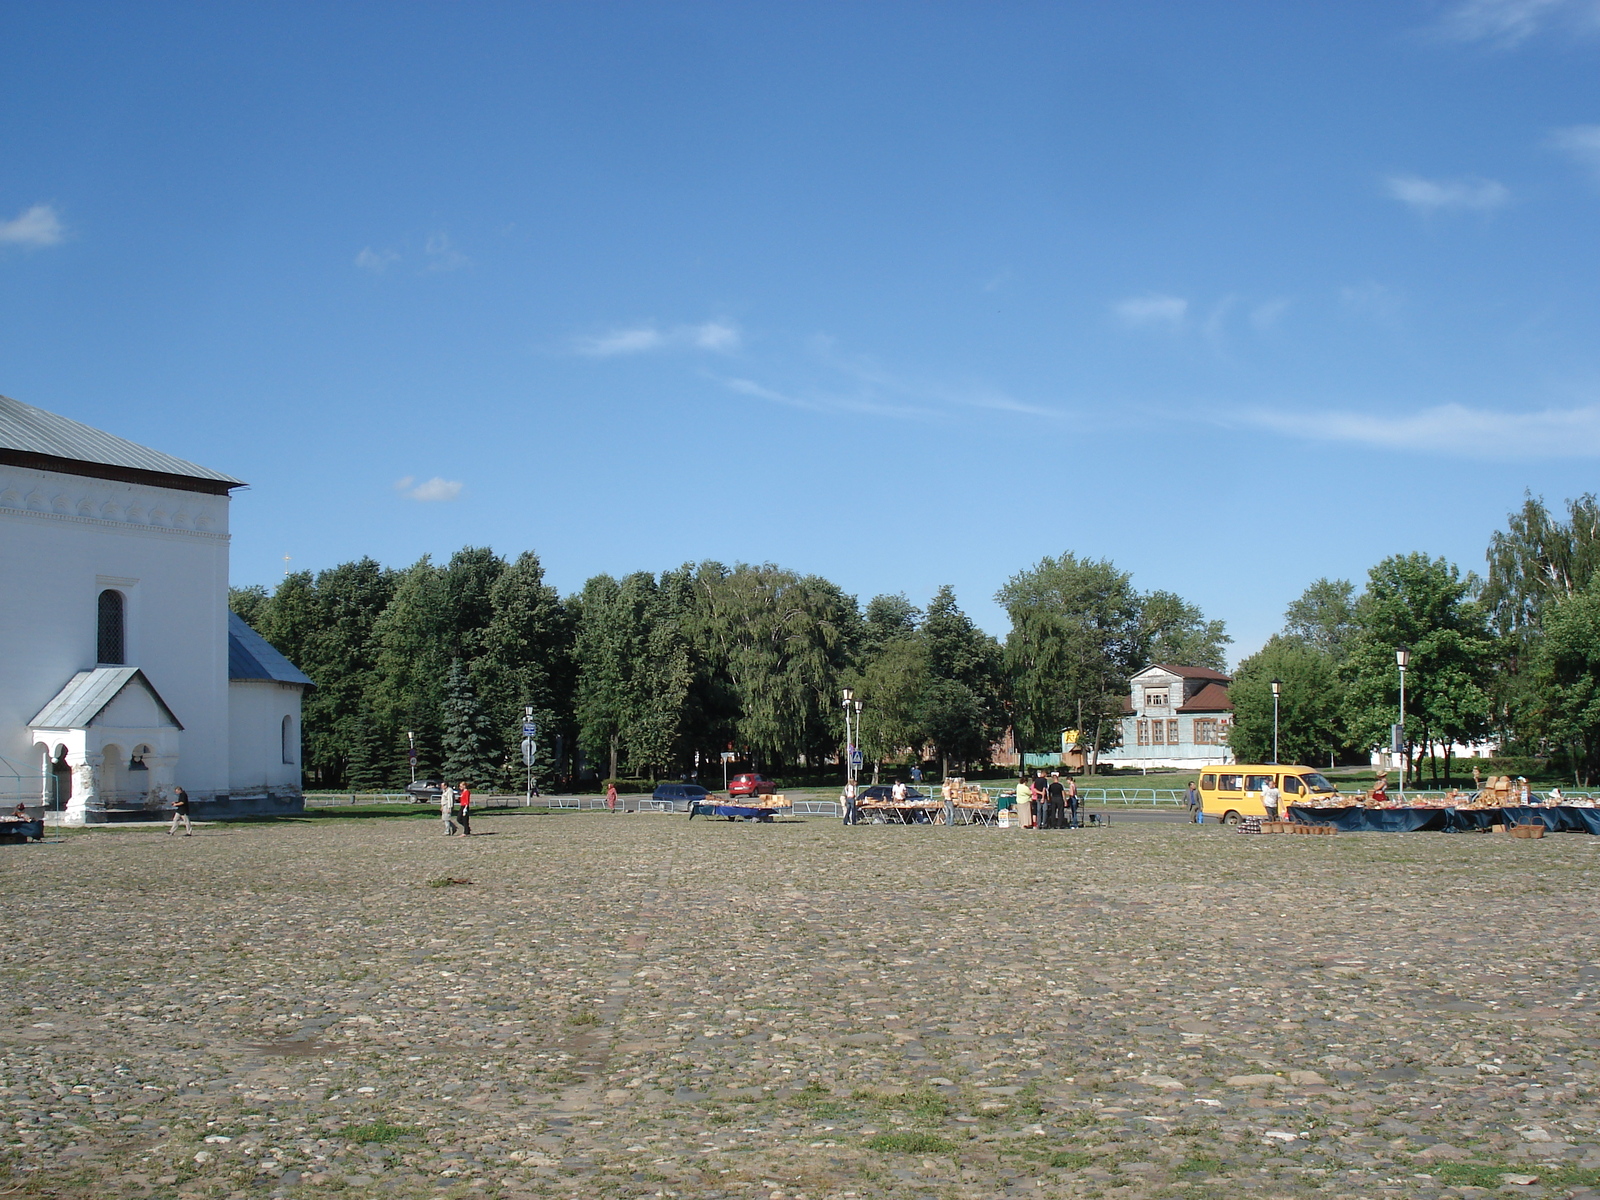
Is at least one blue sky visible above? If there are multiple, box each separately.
[4,1,1600,662]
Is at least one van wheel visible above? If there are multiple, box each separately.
[1222,810,1241,825]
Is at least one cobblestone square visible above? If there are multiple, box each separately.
[5,811,1600,1200]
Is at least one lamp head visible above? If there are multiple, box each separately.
[1396,645,1411,669]
[1270,678,1282,697]
[842,686,854,706]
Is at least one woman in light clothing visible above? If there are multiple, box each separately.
[439,783,458,836]
[1015,776,1032,830]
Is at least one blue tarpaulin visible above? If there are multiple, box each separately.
[1288,805,1600,834]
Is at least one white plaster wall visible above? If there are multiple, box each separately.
[228,681,303,793]
[0,465,231,797]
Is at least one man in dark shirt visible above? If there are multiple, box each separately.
[1046,773,1066,830]
[167,785,192,836]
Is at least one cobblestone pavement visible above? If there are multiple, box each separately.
[5,811,1600,1200]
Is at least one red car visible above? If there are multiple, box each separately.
[728,773,777,798]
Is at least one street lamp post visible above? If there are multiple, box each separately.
[1395,645,1411,786]
[842,687,855,787]
[1270,678,1282,765]
[407,730,416,784]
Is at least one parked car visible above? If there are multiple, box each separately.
[855,784,928,804]
[728,773,778,798]
[651,782,711,812]
[406,780,443,803]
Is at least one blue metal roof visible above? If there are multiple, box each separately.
[29,668,185,730]
[228,613,314,687]
[0,394,243,486]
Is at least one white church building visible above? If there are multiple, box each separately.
[0,394,311,824]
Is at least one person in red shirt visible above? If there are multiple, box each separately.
[457,781,472,836]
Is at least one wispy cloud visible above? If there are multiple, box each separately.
[355,246,399,273]
[714,374,936,422]
[574,320,742,357]
[1440,0,1600,46]
[393,475,464,501]
[1113,293,1188,328]
[423,232,468,273]
[1249,298,1291,331]
[0,204,65,247]
[1548,124,1600,183]
[1238,402,1600,458]
[1385,174,1510,214]
[1340,281,1404,327]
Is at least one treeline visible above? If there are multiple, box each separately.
[230,550,1230,790]
[1228,493,1600,786]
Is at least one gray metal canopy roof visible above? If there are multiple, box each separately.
[228,613,314,687]
[29,668,185,730]
[0,394,244,494]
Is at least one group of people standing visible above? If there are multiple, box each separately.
[999,770,1081,829]
[438,781,473,836]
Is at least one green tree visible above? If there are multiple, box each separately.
[344,699,391,793]
[228,584,269,628]
[1483,494,1600,751]
[479,551,574,788]
[574,572,696,780]
[1340,553,1495,786]
[853,636,928,775]
[917,585,1005,775]
[998,554,1144,765]
[1139,591,1231,672]
[369,557,453,781]
[439,659,500,788]
[1528,585,1600,785]
[1227,636,1344,767]
[1282,578,1358,661]
[691,563,854,769]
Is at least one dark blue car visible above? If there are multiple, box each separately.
[651,783,710,812]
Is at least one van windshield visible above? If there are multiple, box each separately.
[1301,772,1336,793]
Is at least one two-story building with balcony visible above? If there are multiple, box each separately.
[1101,664,1234,771]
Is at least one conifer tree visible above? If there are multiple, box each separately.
[439,660,500,788]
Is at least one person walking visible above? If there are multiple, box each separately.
[439,782,458,836]
[1184,780,1202,824]
[1066,775,1080,828]
[842,778,859,826]
[606,781,618,811]
[457,781,472,836]
[167,785,192,836]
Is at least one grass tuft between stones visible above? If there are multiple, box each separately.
[1050,1150,1096,1170]
[864,1131,956,1154]
[1174,1153,1223,1175]
[343,1120,418,1144]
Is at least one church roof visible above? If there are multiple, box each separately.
[0,393,244,495]
[228,613,314,686]
[29,667,185,730]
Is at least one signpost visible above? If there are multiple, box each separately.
[720,749,735,791]
[522,708,537,806]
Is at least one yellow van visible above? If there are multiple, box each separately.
[1195,765,1338,824]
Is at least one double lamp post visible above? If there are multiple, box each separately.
[842,688,864,787]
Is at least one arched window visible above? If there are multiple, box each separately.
[97,590,125,665]
[282,715,295,765]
